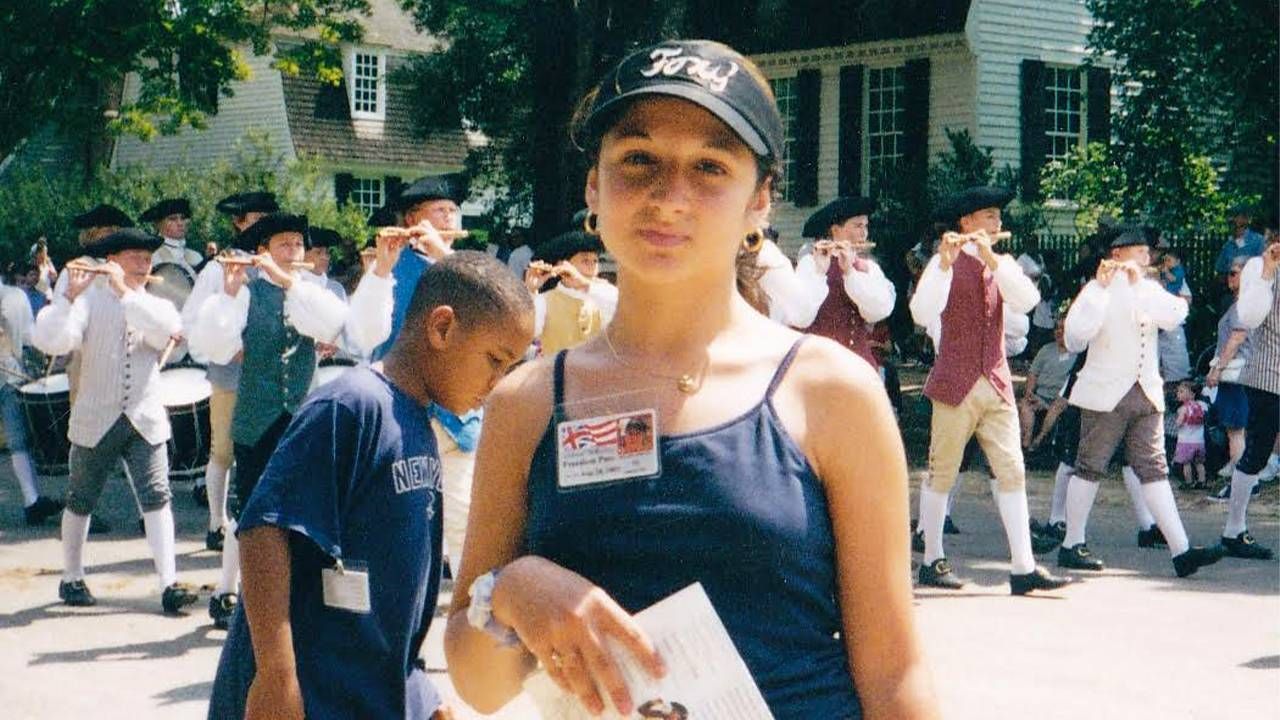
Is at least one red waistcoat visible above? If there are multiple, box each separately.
[923,252,1013,406]
[805,261,877,367]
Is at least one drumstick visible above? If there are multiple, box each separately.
[0,364,34,385]
[43,354,57,380]
[157,336,180,368]
[66,261,163,283]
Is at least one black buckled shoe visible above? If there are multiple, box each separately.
[1172,545,1226,578]
[162,583,199,614]
[911,530,925,554]
[918,558,965,590]
[1010,566,1073,596]
[1058,543,1104,571]
[1220,532,1274,561]
[192,483,208,509]
[1031,527,1061,555]
[1137,525,1167,548]
[205,527,225,552]
[59,579,96,607]
[943,516,961,535]
[23,496,64,525]
[209,592,239,630]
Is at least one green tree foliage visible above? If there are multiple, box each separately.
[0,0,370,165]
[1058,0,1278,231]
[0,132,368,275]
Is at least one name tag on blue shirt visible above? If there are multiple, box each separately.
[557,409,660,490]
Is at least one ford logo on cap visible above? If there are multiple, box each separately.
[580,40,784,163]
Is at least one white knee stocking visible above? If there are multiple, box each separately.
[1063,476,1100,547]
[217,519,240,595]
[61,511,91,581]
[1140,481,1190,556]
[919,488,950,564]
[142,505,178,590]
[1122,466,1156,530]
[11,451,38,506]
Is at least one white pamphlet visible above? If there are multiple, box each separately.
[523,583,774,720]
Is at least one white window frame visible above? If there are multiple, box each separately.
[349,176,385,216]
[346,48,386,120]
[863,65,905,195]
[769,76,798,203]
[1044,65,1087,162]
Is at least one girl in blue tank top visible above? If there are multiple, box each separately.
[444,40,937,720]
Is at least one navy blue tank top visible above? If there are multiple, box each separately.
[524,340,862,719]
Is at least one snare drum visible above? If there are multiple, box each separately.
[310,358,358,392]
[18,374,71,476]
[149,263,196,366]
[158,367,212,480]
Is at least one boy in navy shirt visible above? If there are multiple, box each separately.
[209,252,534,719]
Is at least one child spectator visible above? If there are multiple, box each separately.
[1174,381,1209,489]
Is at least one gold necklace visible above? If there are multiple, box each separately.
[602,326,708,395]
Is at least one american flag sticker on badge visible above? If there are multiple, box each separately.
[556,408,660,490]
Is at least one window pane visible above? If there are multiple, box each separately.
[769,77,797,202]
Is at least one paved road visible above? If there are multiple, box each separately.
[1,468,1275,719]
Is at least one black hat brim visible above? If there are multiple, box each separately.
[83,230,163,258]
[585,83,773,160]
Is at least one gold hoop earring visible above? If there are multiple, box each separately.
[743,228,765,253]
[583,212,599,236]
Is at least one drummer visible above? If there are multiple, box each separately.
[53,204,135,299]
[31,228,198,613]
[0,270,62,526]
[188,212,348,630]
[183,191,278,536]
[143,198,202,272]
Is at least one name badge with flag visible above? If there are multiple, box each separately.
[556,408,660,490]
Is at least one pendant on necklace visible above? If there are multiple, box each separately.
[676,374,698,394]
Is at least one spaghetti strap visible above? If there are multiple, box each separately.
[765,337,807,399]
[552,350,568,407]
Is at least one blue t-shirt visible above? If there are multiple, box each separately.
[208,367,444,720]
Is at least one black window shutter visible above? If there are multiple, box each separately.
[1086,67,1111,146]
[902,58,931,192]
[1019,59,1048,201]
[334,173,354,206]
[838,64,864,196]
[792,68,821,207]
[383,176,403,208]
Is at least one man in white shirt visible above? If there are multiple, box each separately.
[32,228,197,612]
[1058,228,1224,578]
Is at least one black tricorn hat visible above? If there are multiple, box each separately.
[73,204,134,229]
[307,227,344,249]
[1110,225,1151,250]
[215,191,279,216]
[236,213,309,252]
[367,204,399,228]
[83,228,163,258]
[936,186,1014,224]
[536,230,605,265]
[140,198,192,222]
[392,174,468,211]
[801,196,876,238]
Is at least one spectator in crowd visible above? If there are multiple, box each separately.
[28,238,57,299]
[1205,256,1252,481]
[18,264,48,317]
[1019,319,1077,450]
[1154,243,1193,383]
[1173,381,1209,489]
[1214,206,1265,276]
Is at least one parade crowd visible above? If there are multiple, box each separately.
[3,39,1277,720]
